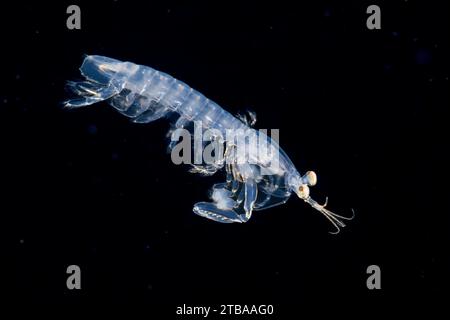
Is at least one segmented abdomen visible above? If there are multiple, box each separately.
[111,63,244,132]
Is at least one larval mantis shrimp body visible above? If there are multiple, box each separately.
[65,55,353,233]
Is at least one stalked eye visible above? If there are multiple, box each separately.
[302,171,317,186]
[298,184,310,199]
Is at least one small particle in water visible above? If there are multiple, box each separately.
[87,124,98,135]
[415,49,432,65]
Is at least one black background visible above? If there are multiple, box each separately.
[2,0,449,317]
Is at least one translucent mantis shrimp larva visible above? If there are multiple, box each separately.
[65,55,354,233]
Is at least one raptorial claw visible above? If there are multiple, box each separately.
[193,175,257,224]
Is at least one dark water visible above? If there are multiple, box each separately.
[2,0,448,316]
